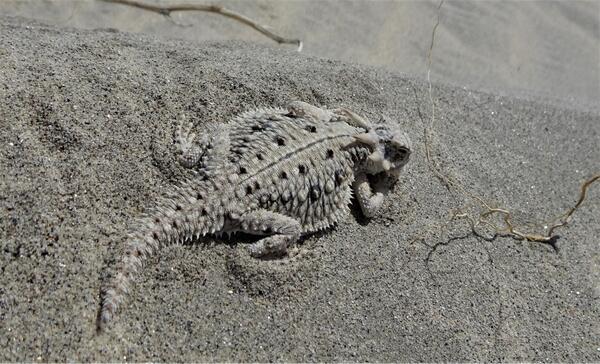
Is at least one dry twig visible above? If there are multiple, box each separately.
[422,0,599,247]
[101,0,303,51]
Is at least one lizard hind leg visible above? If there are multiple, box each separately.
[175,115,211,169]
[234,209,302,257]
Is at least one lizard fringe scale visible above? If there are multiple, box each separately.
[98,101,412,330]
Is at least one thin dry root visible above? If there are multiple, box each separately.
[423,0,598,247]
[101,0,303,51]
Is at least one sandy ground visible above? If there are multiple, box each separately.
[1,0,598,109]
[0,3,599,363]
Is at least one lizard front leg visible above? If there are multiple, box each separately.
[231,209,302,257]
[286,100,332,122]
[286,101,372,130]
[330,107,372,130]
[353,172,384,218]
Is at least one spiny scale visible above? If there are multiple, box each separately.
[227,107,366,232]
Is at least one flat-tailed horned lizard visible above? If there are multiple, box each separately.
[98,101,411,330]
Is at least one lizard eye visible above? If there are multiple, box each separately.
[385,145,410,163]
[396,147,410,161]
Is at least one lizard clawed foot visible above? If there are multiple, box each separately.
[247,234,296,257]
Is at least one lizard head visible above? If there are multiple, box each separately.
[355,125,412,191]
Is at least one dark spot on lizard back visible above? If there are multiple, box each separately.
[305,125,317,133]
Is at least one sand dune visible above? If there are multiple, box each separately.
[1,0,598,108]
[0,10,598,363]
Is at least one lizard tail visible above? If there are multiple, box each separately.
[97,189,219,332]
[97,223,160,332]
